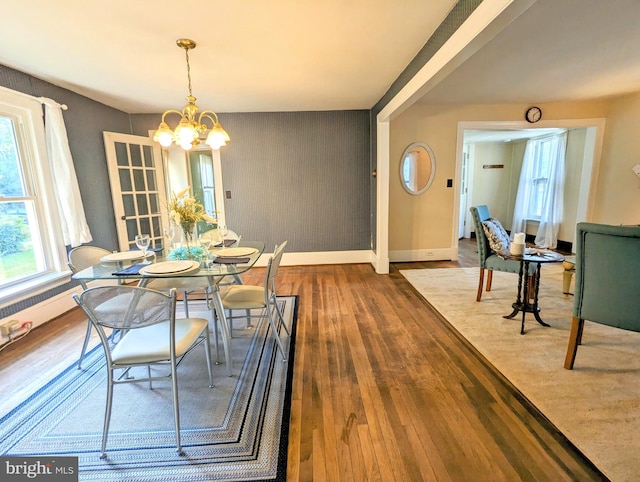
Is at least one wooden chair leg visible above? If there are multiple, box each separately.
[564,316,584,369]
[476,268,485,301]
[486,270,493,292]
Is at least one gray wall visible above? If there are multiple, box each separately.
[132,111,371,253]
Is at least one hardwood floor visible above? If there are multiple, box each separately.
[0,239,606,481]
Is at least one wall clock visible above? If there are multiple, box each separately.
[525,106,542,123]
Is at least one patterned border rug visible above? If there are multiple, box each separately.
[400,267,640,482]
[0,296,298,482]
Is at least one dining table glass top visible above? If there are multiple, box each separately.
[71,241,265,282]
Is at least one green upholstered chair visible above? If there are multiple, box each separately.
[564,222,640,369]
[470,205,535,301]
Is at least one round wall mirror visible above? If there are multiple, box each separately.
[400,142,436,195]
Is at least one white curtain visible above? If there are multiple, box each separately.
[39,98,93,247]
[510,139,535,238]
[535,132,567,248]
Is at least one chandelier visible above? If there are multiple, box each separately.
[153,39,230,151]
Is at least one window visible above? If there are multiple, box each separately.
[0,88,67,306]
[526,137,554,220]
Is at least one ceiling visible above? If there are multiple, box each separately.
[419,0,640,105]
[0,1,456,114]
[2,1,640,116]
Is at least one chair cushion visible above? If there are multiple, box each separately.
[481,218,511,255]
[111,318,208,365]
[146,277,210,292]
[220,285,265,310]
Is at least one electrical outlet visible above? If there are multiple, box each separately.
[0,320,21,336]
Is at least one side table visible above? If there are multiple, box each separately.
[503,251,565,334]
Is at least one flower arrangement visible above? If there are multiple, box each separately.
[167,245,207,262]
[168,187,216,259]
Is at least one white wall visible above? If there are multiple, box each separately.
[468,142,515,226]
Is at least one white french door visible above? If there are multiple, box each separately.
[103,132,168,251]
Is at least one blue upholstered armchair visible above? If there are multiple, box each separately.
[564,222,640,369]
[470,205,535,301]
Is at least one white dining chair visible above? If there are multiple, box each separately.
[146,227,243,365]
[220,241,290,361]
[68,245,113,369]
[73,285,214,459]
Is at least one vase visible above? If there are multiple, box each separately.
[180,223,197,250]
[175,223,204,261]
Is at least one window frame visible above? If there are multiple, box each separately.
[525,137,554,221]
[0,87,68,307]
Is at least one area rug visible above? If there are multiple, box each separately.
[0,296,298,482]
[400,266,640,482]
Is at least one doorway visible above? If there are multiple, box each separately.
[163,143,227,234]
[456,119,605,251]
[102,131,168,251]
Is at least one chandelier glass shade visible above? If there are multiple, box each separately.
[153,39,230,151]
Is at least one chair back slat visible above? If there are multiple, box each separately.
[263,241,287,302]
[201,228,240,243]
[68,246,112,290]
[74,285,175,330]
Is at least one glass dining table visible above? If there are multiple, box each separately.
[71,241,265,374]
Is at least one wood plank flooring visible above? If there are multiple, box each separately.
[0,239,607,481]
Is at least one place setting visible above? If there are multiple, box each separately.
[100,234,160,264]
[107,234,163,276]
[209,246,258,265]
[139,259,200,276]
[100,250,154,263]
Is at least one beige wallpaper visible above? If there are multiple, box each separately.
[389,99,618,256]
[596,91,640,224]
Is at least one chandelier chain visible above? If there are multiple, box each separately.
[185,48,193,98]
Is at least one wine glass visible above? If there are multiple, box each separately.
[135,234,151,262]
[199,232,212,250]
[217,224,228,249]
[199,232,213,267]
[163,225,175,250]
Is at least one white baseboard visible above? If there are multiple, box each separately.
[258,250,373,267]
[389,247,458,263]
[0,284,83,346]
